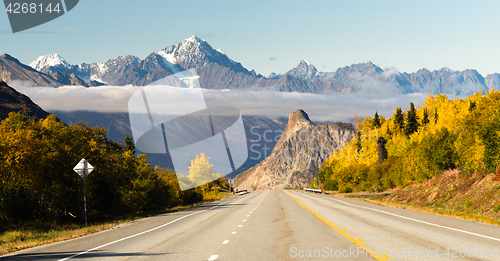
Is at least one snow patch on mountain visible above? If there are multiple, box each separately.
[29,53,71,72]
[157,50,176,64]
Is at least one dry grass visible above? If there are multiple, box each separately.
[338,170,500,226]
[0,221,123,255]
[364,197,500,226]
[0,197,225,255]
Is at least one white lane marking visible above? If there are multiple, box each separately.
[222,240,229,244]
[208,254,219,260]
[231,231,237,234]
[243,220,246,222]
[296,191,500,243]
[57,195,250,261]
[238,225,242,227]
[247,215,250,217]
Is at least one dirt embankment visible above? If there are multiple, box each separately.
[370,169,500,224]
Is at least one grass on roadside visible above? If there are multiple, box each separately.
[362,197,500,226]
[0,195,228,256]
[0,221,121,255]
[331,171,500,227]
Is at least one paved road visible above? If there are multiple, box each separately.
[2,190,500,260]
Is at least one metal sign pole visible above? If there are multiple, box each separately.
[83,175,87,226]
[83,160,88,226]
[73,158,94,227]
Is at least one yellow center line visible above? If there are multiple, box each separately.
[282,190,387,261]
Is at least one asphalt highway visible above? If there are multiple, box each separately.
[2,190,500,260]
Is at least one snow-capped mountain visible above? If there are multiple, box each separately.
[1,54,93,87]
[285,60,320,81]
[29,53,71,74]
[25,36,250,86]
[6,35,498,94]
[157,35,248,74]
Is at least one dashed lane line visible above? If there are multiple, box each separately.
[57,195,251,261]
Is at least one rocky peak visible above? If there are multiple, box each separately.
[157,36,249,74]
[236,109,354,190]
[29,53,71,73]
[286,60,320,81]
[288,109,314,130]
[274,109,314,149]
[267,72,280,79]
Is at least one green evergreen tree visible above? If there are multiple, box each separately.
[422,108,430,125]
[355,131,362,152]
[124,133,135,154]
[405,102,419,136]
[434,107,439,124]
[469,101,476,112]
[393,107,405,131]
[373,111,381,128]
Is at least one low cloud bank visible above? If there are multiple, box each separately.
[12,84,463,123]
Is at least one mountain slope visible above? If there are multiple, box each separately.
[1,54,91,87]
[50,71,87,86]
[0,54,60,87]
[0,81,50,120]
[236,109,354,190]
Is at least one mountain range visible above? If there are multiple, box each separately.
[1,35,499,95]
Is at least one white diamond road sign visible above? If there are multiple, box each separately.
[73,158,94,178]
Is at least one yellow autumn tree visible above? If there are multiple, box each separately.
[319,89,500,192]
[187,153,222,186]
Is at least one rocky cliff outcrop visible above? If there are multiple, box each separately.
[237,109,354,190]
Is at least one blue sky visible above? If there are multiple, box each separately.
[2,0,500,76]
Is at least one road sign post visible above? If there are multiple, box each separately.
[83,175,87,226]
[73,158,94,226]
